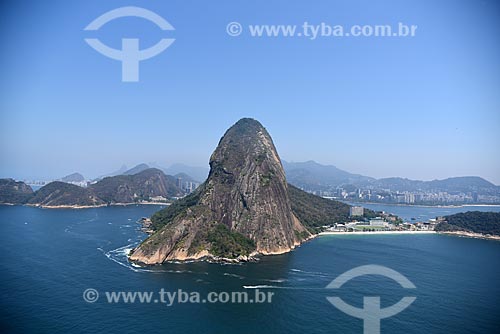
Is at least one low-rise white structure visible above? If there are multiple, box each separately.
[369,217,387,227]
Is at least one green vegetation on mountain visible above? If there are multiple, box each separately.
[151,183,357,235]
[28,181,104,207]
[0,179,34,204]
[206,224,256,258]
[2,168,186,207]
[435,211,500,235]
[130,119,371,264]
[151,185,204,230]
[287,184,351,233]
[130,118,313,263]
[88,168,182,204]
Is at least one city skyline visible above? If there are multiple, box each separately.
[14,158,500,187]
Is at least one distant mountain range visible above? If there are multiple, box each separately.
[98,164,128,179]
[96,163,209,183]
[3,159,497,206]
[283,160,374,188]
[95,164,150,180]
[0,168,186,207]
[370,176,497,193]
[61,161,499,194]
[123,163,150,176]
[282,160,499,194]
[162,163,208,183]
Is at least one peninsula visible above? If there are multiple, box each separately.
[129,118,355,264]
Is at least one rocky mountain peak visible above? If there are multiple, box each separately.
[130,118,310,264]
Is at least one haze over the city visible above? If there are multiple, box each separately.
[2,2,500,334]
[1,0,499,184]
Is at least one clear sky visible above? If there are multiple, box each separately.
[1,0,499,184]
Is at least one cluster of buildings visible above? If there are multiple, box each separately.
[324,206,442,233]
[325,217,440,233]
[25,179,88,188]
[176,177,201,194]
[316,187,500,205]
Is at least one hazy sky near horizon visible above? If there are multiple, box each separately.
[1,0,499,184]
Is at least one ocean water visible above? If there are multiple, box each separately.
[1,204,499,333]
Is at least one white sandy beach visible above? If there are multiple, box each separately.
[319,230,436,236]
[319,230,500,241]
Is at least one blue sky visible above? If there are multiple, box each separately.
[1,0,499,183]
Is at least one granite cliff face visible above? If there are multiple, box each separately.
[130,119,310,264]
[130,118,311,264]
[205,118,309,253]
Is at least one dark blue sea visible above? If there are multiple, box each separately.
[1,204,499,333]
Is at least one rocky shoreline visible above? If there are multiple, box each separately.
[438,231,500,241]
[128,247,260,265]
[128,227,318,265]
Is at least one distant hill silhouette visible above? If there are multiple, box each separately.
[283,160,498,194]
[1,169,186,207]
[60,172,85,183]
[163,163,208,182]
[283,160,373,189]
[123,163,150,175]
